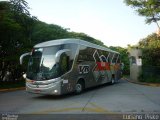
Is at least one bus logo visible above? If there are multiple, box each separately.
[79,65,90,74]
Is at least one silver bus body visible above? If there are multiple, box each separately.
[20,38,121,95]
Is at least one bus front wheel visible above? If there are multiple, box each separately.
[75,81,84,94]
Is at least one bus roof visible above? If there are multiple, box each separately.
[34,38,119,54]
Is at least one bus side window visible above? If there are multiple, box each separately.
[77,47,95,62]
[112,54,118,64]
[77,54,86,62]
[117,56,121,63]
[100,56,107,62]
[77,55,83,62]
[108,57,110,63]
[86,48,97,62]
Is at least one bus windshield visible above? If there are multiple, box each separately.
[27,43,78,81]
[27,45,64,80]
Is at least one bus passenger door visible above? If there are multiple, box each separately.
[99,56,112,83]
[92,50,110,83]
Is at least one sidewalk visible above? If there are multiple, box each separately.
[0,87,25,92]
[123,77,160,87]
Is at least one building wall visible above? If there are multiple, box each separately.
[129,48,142,81]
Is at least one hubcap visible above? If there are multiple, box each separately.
[76,84,82,93]
[112,78,115,84]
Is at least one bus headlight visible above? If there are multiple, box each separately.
[23,73,26,79]
[54,90,58,93]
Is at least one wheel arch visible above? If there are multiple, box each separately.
[112,74,115,79]
[77,77,85,89]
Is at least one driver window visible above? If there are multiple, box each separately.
[59,53,70,75]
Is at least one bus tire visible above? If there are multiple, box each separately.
[75,80,84,94]
[110,76,115,85]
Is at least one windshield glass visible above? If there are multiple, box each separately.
[27,43,78,81]
[27,45,63,80]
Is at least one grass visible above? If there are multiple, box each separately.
[0,80,25,89]
[139,74,160,83]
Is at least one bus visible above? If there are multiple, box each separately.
[20,38,122,95]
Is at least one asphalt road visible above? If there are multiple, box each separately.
[0,79,160,119]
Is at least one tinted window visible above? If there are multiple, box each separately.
[77,46,95,62]
[27,44,78,80]
[117,55,121,63]
[112,53,118,63]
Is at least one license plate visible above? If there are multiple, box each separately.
[34,89,41,93]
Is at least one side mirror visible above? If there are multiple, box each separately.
[20,52,30,65]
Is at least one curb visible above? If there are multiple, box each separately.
[123,77,160,87]
[0,87,25,92]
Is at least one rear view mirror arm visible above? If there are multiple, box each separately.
[20,52,30,65]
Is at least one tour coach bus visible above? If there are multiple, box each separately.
[20,39,122,95]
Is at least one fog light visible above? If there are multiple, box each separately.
[54,90,58,93]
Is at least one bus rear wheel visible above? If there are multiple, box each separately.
[75,81,84,94]
[109,77,115,85]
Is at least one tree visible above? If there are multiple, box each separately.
[31,21,69,44]
[0,0,106,82]
[9,0,30,16]
[0,0,35,81]
[139,33,160,48]
[138,33,160,66]
[124,0,160,30]
[68,32,104,46]
[9,0,37,44]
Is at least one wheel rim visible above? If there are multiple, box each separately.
[112,78,115,84]
[76,83,82,93]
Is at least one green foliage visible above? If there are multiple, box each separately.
[0,79,25,89]
[138,66,160,83]
[31,21,69,44]
[139,33,160,48]
[138,33,160,66]
[9,0,30,15]
[0,0,35,81]
[68,32,104,46]
[137,33,160,83]
[31,21,104,46]
[124,0,160,29]
[0,0,106,82]
[142,48,160,66]
[123,0,160,82]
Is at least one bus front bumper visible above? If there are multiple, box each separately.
[26,78,62,95]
